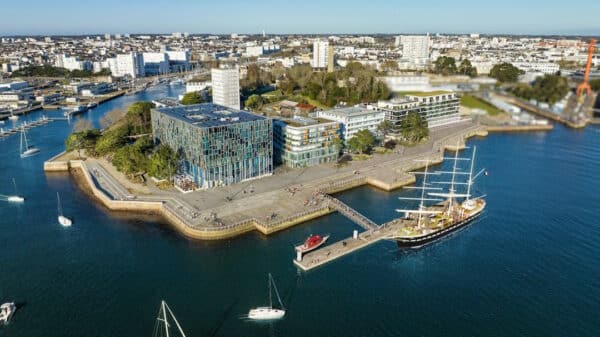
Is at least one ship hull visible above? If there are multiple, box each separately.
[395,211,482,249]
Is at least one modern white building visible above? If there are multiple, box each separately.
[316,106,385,140]
[142,52,170,75]
[166,50,190,72]
[245,45,264,57]
[186,81,210,93]
[513,62,560,75]
[312,40,329,68]
[211,67,240,109]
[372,91,462,133]
[273,116,340,168]
[55,54,92,71]
[107,52,145,78]
[382,75,430,92]
[399,35,430,69]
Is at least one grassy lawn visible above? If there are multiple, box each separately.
[261,89,283,98]
[460,94,503,116]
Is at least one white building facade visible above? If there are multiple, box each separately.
[312,40,329,68]
[211,67,240,109]
[399,35,430,69]
[316,106,385,140]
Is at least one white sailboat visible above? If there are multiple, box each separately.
[0,302,16,324]
[248,273,286,321]
[19,126,40,158]
[57,192,72,227]
[153,300,187,337]
[7,178,24,203]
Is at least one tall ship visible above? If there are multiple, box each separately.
[389,146,486,248]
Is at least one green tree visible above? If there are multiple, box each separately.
[65,129,101,158]
[377,120,394,140]
[489,63,524,83]
[112,138,151,178]
[148,144,179,180]
[95,124,130,156]
[458,59,477,77]
[590,79,600,91]
[530,74,569,104]
[244,94,263,111]
[401,112,428,143]
[434,56,457,76]
[180,91,204,105]
[381,60,399,72]
[126,101,155,135]
[346,130,376,154]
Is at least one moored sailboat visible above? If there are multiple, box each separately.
[19,126,40,158]
[57,192,72,227]
[248,273,286,320]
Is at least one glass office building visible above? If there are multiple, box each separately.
[151,104,273,189]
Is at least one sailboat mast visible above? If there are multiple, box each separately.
[162,301,170,337]
[164,301,187,337]
[57,192,62,216]
[20,127,23,153]
[268,273,273,309]
[466,147,477,201]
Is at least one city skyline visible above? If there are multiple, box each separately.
[1,0,599,36]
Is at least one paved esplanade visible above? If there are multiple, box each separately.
[82,121,483,237]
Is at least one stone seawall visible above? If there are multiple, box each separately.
[44,124,490,241]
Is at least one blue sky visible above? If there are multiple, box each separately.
[1,0,599,36]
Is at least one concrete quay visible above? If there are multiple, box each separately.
[44,122,487,241]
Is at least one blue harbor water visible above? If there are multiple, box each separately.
[1,85,599,336]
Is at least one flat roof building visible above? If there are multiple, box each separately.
[151,103,273,189]
[316,106,385,140]
[211,67,240,110]
[372,91,462,134]
[273,116,340,168]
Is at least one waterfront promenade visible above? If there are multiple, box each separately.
[45,121,486,241]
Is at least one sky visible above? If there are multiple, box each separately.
[1,0,599,36]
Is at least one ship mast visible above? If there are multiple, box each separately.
[466,146,476,201]
[397,159,443,227]
[447,140,460,215]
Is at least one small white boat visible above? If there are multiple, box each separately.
[7,179,24,203]
[248,273,286,321]
[87,102,98,109]
[7,196,24,203]
[8,114,18,121]
[19,127,40,158]
[57,192,72,227]
[0,302,16,324]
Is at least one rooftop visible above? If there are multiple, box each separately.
[320,106,376,117]
[155,103,266,128]
[278,116,336,128]
[399,90,453,97]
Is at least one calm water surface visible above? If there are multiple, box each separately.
[0,85,599,336]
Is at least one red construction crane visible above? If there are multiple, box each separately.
[576,38,597,98]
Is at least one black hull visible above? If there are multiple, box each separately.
[395,212,482,248]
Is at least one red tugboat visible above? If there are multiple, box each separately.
[295,234,330,253]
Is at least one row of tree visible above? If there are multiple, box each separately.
[65,101,178,181]
[433,57,478,77]
[345,112,428,154]
[507,74,569,104]
[241,62,392,108]
[12,65,110,78]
